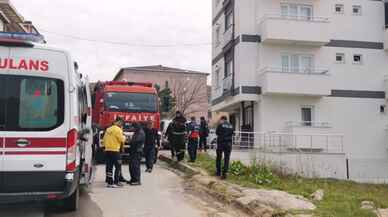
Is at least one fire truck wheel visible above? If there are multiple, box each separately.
[63,187,79,211]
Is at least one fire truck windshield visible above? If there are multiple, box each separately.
[104,92,157,113]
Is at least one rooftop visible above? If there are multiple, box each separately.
[114,65,209,80]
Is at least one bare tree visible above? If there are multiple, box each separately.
[170,77,208,118]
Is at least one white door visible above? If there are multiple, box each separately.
[300,55,313,73]
[300,6,313,20]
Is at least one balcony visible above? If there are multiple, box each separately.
[258,15,330,46]
[258,67,331,96]
[222,25,234,48]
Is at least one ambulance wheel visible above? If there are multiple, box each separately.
[64,187,79,211]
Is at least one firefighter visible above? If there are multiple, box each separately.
[144,121,158,173]
[128,122,145,185]
[215,116,234,180]
[102,117,126,188]
[171,111,187,162]
[165,122,175,158]
[199,116,210,152]
[187,116,200,162]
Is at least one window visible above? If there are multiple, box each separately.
[301,106,314,126]
[335,4,344,14]
[353,54,363,64]
[0,75,64,131]
[0,19,4,32]
[353,5,362,16]
[281,4,313,20]
[215,26,221,46]
[225,60,233,77]
[281,54,314,73]
[105,92,158,113]
[336,53,345,64]
[215,68,221,89]
[225,50,233,77]
[225,11,233,30]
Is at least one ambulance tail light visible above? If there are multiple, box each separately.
[66,129,78,172]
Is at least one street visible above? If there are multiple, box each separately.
[0,162,235,217]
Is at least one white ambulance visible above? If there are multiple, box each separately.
[0,32,94,211]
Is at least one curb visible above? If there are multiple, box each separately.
[158,153,200,176]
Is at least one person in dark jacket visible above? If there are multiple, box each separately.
[171,111,187,162]
[128,123,145,185]
[199,117,209,152]
[165,122,175,158]
[215,116,234,180]
[143,121,158,173]
[187,117,200,162]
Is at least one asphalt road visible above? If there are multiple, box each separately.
[0,162,220,217]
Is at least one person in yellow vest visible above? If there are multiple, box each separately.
[102,117,126,188]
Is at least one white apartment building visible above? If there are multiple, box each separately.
[211,0,388,182]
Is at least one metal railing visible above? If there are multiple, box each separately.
[259,14,330,24]
[286,121,331,128]
[231,131,344,154]
[259,67,329,75]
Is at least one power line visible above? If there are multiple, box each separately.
[39,28,212,48]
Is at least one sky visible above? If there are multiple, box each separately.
[12,0,212,82]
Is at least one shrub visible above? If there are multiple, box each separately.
[229,161,247,176]
[248,163,279,185]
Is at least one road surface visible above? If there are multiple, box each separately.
[0,162,242,217]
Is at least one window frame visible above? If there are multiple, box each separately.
[280,3,313,20]
[334,4,345,14]
[301,105,315,126]
[281,53,315,73]
[352,5,362,16]
[353,54,363,65]
[336,53,345,64]
[0,75,65,132]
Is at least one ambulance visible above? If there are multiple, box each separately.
[0,32,94,211]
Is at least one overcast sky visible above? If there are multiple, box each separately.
[12,0,212,82]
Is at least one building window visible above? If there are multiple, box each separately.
[0,20,4,32]
[215,26,221,46]
[336,53,345,64]
[215,68,221,89]
[335,4,344,14]
[225,11,233,30]
[225,50,233,77]
[353,54,363,64]
[301,106,314,126]
[353,5,362,16]
[281,54,314,73]
[281,4,313,20]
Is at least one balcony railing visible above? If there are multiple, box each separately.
[286,121,331,128]
[258,14,330,46]
[231,131,344,154]
[259,14,330,24]
[258,66,331,96]
[259,67,329,75]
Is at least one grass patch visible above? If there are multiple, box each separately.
[190,153,388,217]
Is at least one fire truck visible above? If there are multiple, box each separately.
[92,81,160,162]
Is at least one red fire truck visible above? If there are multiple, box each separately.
[92,81,160,162]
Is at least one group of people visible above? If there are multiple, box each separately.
[102,117,159,188]
[166,111,234,180]
[102,110,235,188]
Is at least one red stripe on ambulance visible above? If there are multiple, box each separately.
[4,138,66,148]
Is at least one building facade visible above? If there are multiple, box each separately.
[211,0,388,172]
[114,65,209,120]
[0,0,39,33]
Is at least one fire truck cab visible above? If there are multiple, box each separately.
[0,32,94,211]
[92,81,160,162]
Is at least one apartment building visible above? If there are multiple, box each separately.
[0,0,39,33]
[114,65,209,120]
[211,0,388,173]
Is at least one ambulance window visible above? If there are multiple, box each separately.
[0,75,5,130]
[5,76,64,131]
